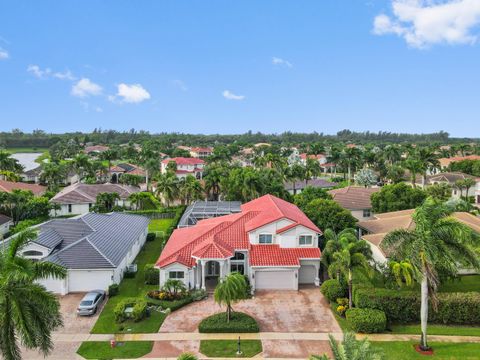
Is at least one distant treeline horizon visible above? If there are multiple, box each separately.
[0,128,478,148]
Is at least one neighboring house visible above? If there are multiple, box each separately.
[20,165,42,184]
[178,201,242,228]
[476,181,480,206]
[9,212,149,295]
[50,183,140,216]
[156,194,322,292]
[358,209,480,266]
[0,180,46,196]
[328,186,380,221]
[190,147,213,158]
[107,163,146,183]
[417,172,480,199]
[437,155,480,171]
[0,214,13,238]
[299,153,336,173]
[284,178,336,195]
[84,145,110,155]
[160,157,205,179]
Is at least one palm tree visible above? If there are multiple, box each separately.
[155,173,179,207]
[383,198,480,351]
[310,332,384,360]
[285,164,305,195]
[321,228,358,270]
[383,145,402,165]
[214,272,247,322]
[95,192,120,212]
[340,147,361,183]
[179,175,204,205]
[328,241,372,308]
[415,148,439,187]
[100,149,118,180]
[0,170,20,182]
[71,153,91,183]
[402,158,423,188]
[204,165,226,201]
[40,162,66,192]
[389,260,415,288]
[385,165,405,184]
[0,150,24,173]
[0,229,67,360]
[455,178,476,201]
[305,157,321,184]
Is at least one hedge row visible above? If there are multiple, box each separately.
[321,279,347,303]
[354,288,480,325]
[345,308,386,333]
[199,312,259,333]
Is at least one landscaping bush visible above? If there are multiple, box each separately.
[114,298,148,323]
[108,283,119,297]
[431,292,480,325]
[346,308,387,333]
[144,264,159,285]
[146,232,156,242]
[132,299,148,322]
[199,312,259,333]
[335,297,349,316]
[321,279,346,302]
[124,270,136,279]
[177,353,198,360]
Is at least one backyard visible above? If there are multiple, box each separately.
[91,218,173,334]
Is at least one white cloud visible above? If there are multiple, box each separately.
[71,78,103,98]
[112,83,151,103]
[373,0,480,48]
[172,79,188,91]
[53,70,76,81]
[27,64,52,78]
[0,48,8,60]
[272,56,293,68]
[222,90,245,101]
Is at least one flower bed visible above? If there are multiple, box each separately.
[199,312,259,333]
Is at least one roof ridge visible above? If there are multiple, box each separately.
[85,237,116,267]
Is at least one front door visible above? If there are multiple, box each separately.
[206,261,220,276]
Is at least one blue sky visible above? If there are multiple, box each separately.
[1,0,480,136]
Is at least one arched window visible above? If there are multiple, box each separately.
[231,252,245,260]
[22,250,43,257]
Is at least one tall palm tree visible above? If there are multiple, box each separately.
[179,175,204,205]
[321,228,359,270]
[340,147,361,183]
[204,165,226,201]
[0,229,67,360]
[415,148,439,187]
[305,157,321,184]
[383,198,480,350]
[155,173,179,207]
[214,272,247,322]
[71,153,91,183]
[100,149,118,179]
[285,164,305,195]
[383,145,402,166]
[310,332,384,360]
[402,158,423,188]
[328,241,372,308]
[40,162,66,192]
[0,151,24,174]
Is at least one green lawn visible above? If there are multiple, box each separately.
[91,218,173,334]
[200,340,262,358]
[439,275,480,293]
[371,341,480,360]
[77,341,153,359]
[330,303,353,332]
[148,218,173,234]
[4,147,49,153]
[389,324,480,336]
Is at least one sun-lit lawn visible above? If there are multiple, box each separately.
[91,218,173,334]
[389,324,480,337]
[371,341,480,360]
[5,147,49,153]
[77,341,153,359]
[200,340,262,358]
[148,218,173,234]
[439,275,480,293]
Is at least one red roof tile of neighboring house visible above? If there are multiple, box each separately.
[299,153,326,160]
[328,186,380,210]
[161,157,205,166]
[191,147,213,153]
[249,245,321,267]
[84,145,110,153]
[0,180,46,196]
[439,155,480,168]
[156,195,321,268]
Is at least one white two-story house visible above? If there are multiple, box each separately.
[156,194,321,292]
[160,157,205,180]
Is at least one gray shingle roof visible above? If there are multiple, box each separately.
[50,183,141,204]
[38,212,149,269]
[0,214,12,226]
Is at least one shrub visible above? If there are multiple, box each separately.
[177,353,198,360]
[146,232,156,242]
[321,279,346,302]
[335,297,349,316]
[199,312,259,333]
[114,298,148,323]
[144,264,159,285]
[108,284,119,297]
[124,270,136,279]
[346,308,387,333]
[132,299,148,322]
[191,289,207,301]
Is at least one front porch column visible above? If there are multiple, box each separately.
[200,260,206,290]
[220,260,225,279]
[195,264,201,289]
[314,263,321,286]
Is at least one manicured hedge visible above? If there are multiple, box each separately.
[147,295,194,312]
[321,279,346,302]
[354,288,480,325]
[146,232,156,242]
[199,312,259,333]
[346,308,387,333]
[144,264,159,285]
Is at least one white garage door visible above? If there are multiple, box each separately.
[38,276,67,295]
[255,269,296,290]
[299,265,316,284]
[68,270,113,293]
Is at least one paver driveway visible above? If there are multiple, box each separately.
[160,286,341,333]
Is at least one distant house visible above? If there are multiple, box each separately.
[0,214,13,238]
[284,178,336,195]
[84,145,110,155]
[160,157,205,179]
[107,163,146,183]
[9,213,149,295]
[417,172,480,199]
[50,183,141,216]
[358,209,480,265]
[0,180,46,196]
[20,165,42,184]
[328,186,380,221]
[190,147,213,159]
[438,155,480,170]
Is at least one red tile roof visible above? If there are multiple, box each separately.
[249,244,321,266]
[156,195,321,268]
[299,153,326,160]
[161,157,205,166]
[0,180,46,196]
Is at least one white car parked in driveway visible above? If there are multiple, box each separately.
[77,290,106,316]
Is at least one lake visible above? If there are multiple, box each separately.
[11,153,42,171]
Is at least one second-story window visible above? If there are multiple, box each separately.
[363,209,371,218]
[259,234,273,244]
[299,235,313,246]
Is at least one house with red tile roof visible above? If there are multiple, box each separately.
[156,194,322,292]
[190,146,213,158]
[160,157,205,179]
[0,179,46,196]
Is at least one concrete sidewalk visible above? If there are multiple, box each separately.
[57,331,480,343]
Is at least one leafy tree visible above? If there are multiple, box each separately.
[128,192,160,210]
[304,199,357,233]
[371,183,426,213]
[179,175,204,205]
[455,178,476,201]
[40,162,66,192]
[155,173,179,207]
[424,183,452,202]
[94,192,120,212]
[448,159,480,176]
[0,151,24,173]
[340,147,362,183]
[0,190,51,226]
[415,148,439,188]
[383,198,480,351]
[310,332,384,360]
[171,148,191,158]
[294,186,332,212]
[214,272,247,322]
[0,229,67,360]
[203,164,227,201]
[100,148,118,175]
[0,170,20,182]
[355,168,377,187]
[385,165,405,184]
[119,173,143,186]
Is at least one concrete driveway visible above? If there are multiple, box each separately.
[160,286,341,333]
[21,293,104,360]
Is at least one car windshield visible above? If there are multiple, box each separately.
[80,300,93,306]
